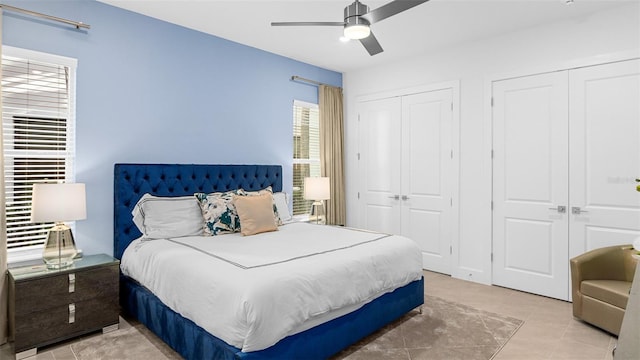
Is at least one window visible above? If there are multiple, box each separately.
[292,100,320,216]
[2,47,77,262]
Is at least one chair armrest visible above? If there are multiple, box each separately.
[570,245,631,283]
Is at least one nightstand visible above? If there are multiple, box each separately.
[8,254,120,360]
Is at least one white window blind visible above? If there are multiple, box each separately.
[292,100,320,216]
[2,47,77,258]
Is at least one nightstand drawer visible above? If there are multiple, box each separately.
[13,264,118,315]
[13,295,119,352]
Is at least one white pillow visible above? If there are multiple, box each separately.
[132,193,203,239]
[273,192,292,223]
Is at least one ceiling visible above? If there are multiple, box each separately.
[98,0,636,73]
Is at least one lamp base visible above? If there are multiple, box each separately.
[310,201,326,225]
[43,223,78,269]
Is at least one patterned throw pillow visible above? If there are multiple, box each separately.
[194,190,241,236]
[238,186,282,226]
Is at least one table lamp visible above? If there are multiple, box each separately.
[31,183,86,269]
[303,177,330,224]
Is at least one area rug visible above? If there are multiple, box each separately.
[71,324,180,360]
[332,295,524,360]
[71,295,522,360]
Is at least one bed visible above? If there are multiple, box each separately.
[114,163,424,360]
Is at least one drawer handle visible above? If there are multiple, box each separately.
[69,303,76,324]
[69,273,75,293]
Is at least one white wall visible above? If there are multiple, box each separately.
[343,3,640,284]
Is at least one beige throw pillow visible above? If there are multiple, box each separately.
[233,193,278,236]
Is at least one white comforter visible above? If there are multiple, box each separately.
[120,222,422,352]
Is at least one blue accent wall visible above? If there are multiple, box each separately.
[3,0,342,256]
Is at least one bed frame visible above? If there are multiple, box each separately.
[114,163,424,360]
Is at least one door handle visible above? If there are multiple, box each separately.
[548,205,567,213]
[388,195,400,200]
[401,195,410,200]
[571,207,588,215]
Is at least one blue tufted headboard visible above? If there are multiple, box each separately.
[113,164,283,259]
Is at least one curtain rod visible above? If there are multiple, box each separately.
[291,75,341,89]
[0,3,90,29]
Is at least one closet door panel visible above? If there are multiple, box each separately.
[401,89,453,274]
[492,72,569,300]
[359,97,402,234]
[407,210,441,255]
[569,59,640,258]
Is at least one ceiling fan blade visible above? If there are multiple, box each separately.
[271,22,345,27]
[360,31,383,56]
[361,0,430,24]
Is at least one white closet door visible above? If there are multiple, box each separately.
[401,89,453,274]
[569,59,640,258]
[359,97,402,234]
[492,72,570,300]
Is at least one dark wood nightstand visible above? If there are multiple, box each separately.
[8,254,120,359]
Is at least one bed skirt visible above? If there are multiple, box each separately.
[120,275,425,360]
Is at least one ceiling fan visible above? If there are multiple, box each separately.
[271,0,429,56]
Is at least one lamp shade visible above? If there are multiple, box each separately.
[31,183,87,223]
[304,177,330,201]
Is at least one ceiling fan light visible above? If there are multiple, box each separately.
[344,24,370,40]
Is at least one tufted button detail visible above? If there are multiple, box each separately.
[115,164,282,259]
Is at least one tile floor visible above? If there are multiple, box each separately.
[0,270,617,360]
[423,271,616,360]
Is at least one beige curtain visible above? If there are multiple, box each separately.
[0,9,8,346]
[319,85,346,226]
